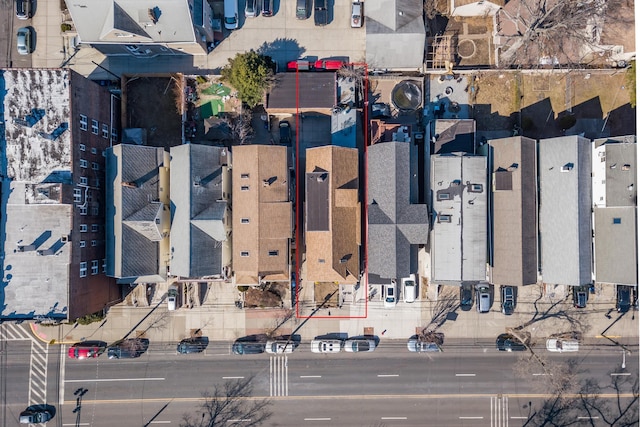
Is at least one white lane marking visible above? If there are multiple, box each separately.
[65,378,165,383]
[59,344,66,406]
[611,373,631,376]
[149,422,171,424]
[455,373,476,377]
[459,416,484,419]
[222,376,245,379]
[511,416,528,419]
[377,374,399,377]
[304,418,331,421]
[381,417,408,420]
[532,373,553,376]
[300,375,322,378]
[63,424,90,426]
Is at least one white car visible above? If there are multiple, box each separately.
[167,285,178,311]
[402,274,418,303]
[407,339,441,353]
[383,281,397,308]
[344,338,376,352]
[546,339,579,352]
[351,1,363,28]
[265,340,296,354]
[310,339,343,353]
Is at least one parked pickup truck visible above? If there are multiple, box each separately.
[314,0,328,26]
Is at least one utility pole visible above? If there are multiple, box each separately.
[73,388,88,427]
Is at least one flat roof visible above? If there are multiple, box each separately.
[267,73,336,110]
[594,207,637,285]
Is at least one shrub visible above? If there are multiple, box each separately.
[76,312,104,325]
[61,23,72,32]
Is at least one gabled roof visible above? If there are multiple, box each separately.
[430,154,487,284]
[305,146,360,284]
[432,119,476,154]
[368,142,429,283]
[170,144,228,278]
[539,136,592,286]
[594,207,637,285]
[266,73,336,111]
[65,0,196,44]
[107,144,165,280]
[232,145,292,285]
[489,136,538,286]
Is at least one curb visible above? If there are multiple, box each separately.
[29,323,78,345]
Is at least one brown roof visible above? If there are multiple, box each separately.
[305,146,360,284]
[232,145,292,285]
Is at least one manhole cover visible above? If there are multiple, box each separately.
[457,39,476,59]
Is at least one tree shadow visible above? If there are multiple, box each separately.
[256,38,306,70]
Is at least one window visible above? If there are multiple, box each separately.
[80,177,88,185]
[469,183,483,193]
[91,240,97,247]
[80,262,87,278]
[91,260,99,275]
[91,224,99,232]
[438,214,452,223]
[92,162,100,171]
[613,217,622,224]
[94,178,100,188]
[79,144,86,152]
[79,115,88,131]
[241,173,250,179]
[91,147,98,155]
[437,192,450,201]
[268,250,279,256]
[73,188,82,203]
[80,206,87,216]
[241,185,250,191]
[240,251,250,257]
[102,259,106,273]
[91,119,99,134]
[111,126,118,142]
[102,124,109,139]
[79,240,86,248]
[241,218,250,224]
[80,159,88,168]
[80,224,88,233]
[91,206,99,216]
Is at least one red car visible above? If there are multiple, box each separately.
[314,59,346,70]
[287,60,313,71]
[68,341,107,359]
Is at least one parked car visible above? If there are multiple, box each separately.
[287,59,313,71]
[245,0,258,17]
[407,339,441,353]
[459,283,474,311]
[16,27,32,55]
[310,339,342,353]
[383,281,397,308]
[296,0,310,19]
[224,0,239,29]
[573,286,588,308]
[16,0,32,20]
[495,334,526,352]
[167,284,178,311]
[265,340,297,354]
[616,285,634,313]
[68,341,107,359]
[476,284,491,313]
[261,0,274,16]
[402,274,418,303]
[19,407,53,424]
[314,59,345,70]
[279,121,292,144]
[107,338,150,359]
[232,340,266,355]
[344,338,376,352]
[177,337,208,354]
[546,338,579,352]
[313,0,328,26]
[350,1,363,27]
[501,286,515,315]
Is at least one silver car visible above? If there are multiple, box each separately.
[265,340,297,354]
[310,339,342,353]
[407,339,441,352]
[344,338,376,352]
[16,27,32,55]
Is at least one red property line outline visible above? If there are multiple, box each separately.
[295,63,369,319]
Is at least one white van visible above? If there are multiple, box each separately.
[224,0,239,30]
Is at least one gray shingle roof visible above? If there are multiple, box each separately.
[539,136,592,286]
[267,73,336,110]
[368,142,429,283]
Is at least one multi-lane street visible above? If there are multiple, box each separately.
[3,332,636,426]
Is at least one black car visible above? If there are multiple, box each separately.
[460,283,474,311]
[261,0,274,16]
[496,334,526,352]
[232,341,266,355]
[177,337,208,354]
[616,285,635,313]
[16,0,32,20]
[573,286,588,308]
[20,406,53,424]
[279,121,292,144]
[313,0,328,26]
[501,286,515,315]
[108,338,150,359]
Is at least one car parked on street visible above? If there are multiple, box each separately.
[495,334,526,352]
[16,27,33,55]
[310,339,342,353]
[407,339,441,352]
[476,284,491,313]
[265,340,297,354]
[68,341,107,359]
[616,285,635,313]
[573,286,588,308]
[460,283,474,311]
[177,337,208,354]
[19,406,53,424]
[344,338,376,352]
[107,338,150,359]
[501,286,515,315]
[232,340,266,355]
[350,1,363,27]
[402,274,418,303]
[16,0,32,20]
[383,281,397,308]
[546,338,579,352]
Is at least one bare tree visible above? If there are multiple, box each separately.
[222,110,254,145]
[498,0,633,67]
[180,378,272,427]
